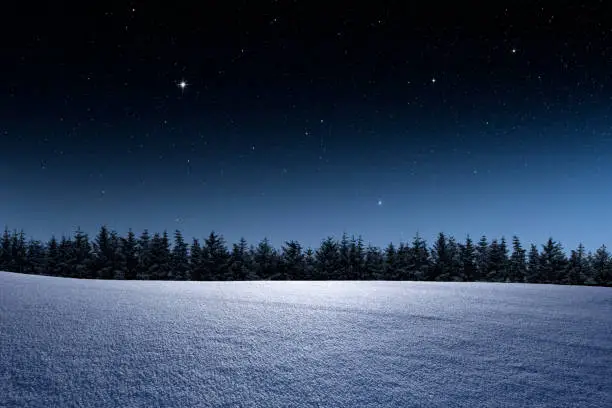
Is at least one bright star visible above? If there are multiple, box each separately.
[178,80,187,90]
[377,199,383,206]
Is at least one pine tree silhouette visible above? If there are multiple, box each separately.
[122,230,138,280]
[171,230,190,281]
[460,235,476,281]
[1,223,609,286]
[526,244,541,283]
[509,236,527,283]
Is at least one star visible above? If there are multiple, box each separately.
[431,77,436,84]
[177,80,188,91]
[377,199,383,206]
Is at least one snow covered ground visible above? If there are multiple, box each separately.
[1,271,611,408]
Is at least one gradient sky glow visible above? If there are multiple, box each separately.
[1,2,611,252]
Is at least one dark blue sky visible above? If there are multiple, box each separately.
[1,2,611,252]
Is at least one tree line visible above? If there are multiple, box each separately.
[0,226,611,286]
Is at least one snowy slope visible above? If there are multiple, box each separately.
[1,272,611,408]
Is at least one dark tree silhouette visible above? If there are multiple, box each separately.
[172,230,190,281]
[475,235,489,281]
[58,236,74,278]
[0,224,609,286]
[228,238,253,280]
[526,244,541,283]
[486,238,508,282]
[137,230,152,280]
[409,234,429,281]
[460,235,476,282]
[122,230,138,280]
[25,239,45,274]
[564,244,589,286]
[509,236,527,283]
[0,227,11,271]
[203,231,230,280]
[72,227,92,279]
[447,236,462,282]
[303,247,316,280]
[281,240,305,280]
[364,244,384,280]
[383,242,398,280]
[189,238,203,281]
[431,233,451,281]
[348,235,365,280]
[395,242,411,281]
[45,236,61,276]
[591,245,612,286]
[10,230,27,274]
[540,238,567,284]
[93,226,113,279]
[316,237,340,280]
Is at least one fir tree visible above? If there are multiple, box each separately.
[338,233,352,280]
[564,244,589,285]
[251,238,279,280]
[499,237,510,281]
[322,236,343,280]
[149,232,171,280]
[526,244,541,283]
[509,236,527,283]
[137,230,152,279]
[108,231,125,279]
[475,235,489,281]
[121,229,139,280]
[383,242,398,280]
[348,235,365,280]
[171,230,190,280]
[190,238,204,281]
[10,230,27,274]
[314,237,339,280]
[25,239,45,274]
[539,238,567,284]
[202,231,230,280]
[281,240,304,280]
[45,236,61,276]
[58,236,74,277]
[93,226,113,279]
[460,235,476,281]
[228,237,254,280]
[395,241,412,280]
[591,245,612,286]
[447,236,463,281]
[364,244,384,280]
[0,226,11,271]
[487,238,509,282]
[303,247,316,280]
[409,233,429,281]
[431,232,451,281]
[158,231,172,280]
[72,227,92,278]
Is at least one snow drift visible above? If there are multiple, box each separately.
[1,271,611,407]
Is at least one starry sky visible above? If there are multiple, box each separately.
[2,2,611,252]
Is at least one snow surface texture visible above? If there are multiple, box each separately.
[1,272,611,408]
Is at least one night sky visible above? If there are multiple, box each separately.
[2,2,611,252]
